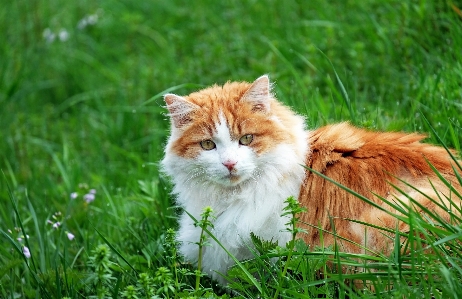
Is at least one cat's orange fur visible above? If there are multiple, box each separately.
[300,122,461,253]
[163,76,461,281]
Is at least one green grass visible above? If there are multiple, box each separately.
[1,0,461,298]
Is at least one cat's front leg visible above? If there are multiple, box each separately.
[177,211,238,283]
[177,213,202,264]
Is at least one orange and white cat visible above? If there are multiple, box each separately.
[161,75,460,283]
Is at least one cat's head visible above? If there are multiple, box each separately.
[162,75,306,188]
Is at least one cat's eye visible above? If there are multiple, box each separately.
[239,134,253,145]
[200,140,216,150]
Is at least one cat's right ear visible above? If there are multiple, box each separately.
[164,94,199,129]
[242,75,272,113]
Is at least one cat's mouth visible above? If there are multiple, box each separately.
[228,174,240,182]
[222,173,242,185]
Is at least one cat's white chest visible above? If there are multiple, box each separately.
[175,181,294,283]
[172,154,306,282]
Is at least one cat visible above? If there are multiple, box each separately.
[161,75,461,284]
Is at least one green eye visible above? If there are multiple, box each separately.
[239,134,253,145]
[200,140,216,150]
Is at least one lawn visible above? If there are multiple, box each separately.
[1,0,461,298]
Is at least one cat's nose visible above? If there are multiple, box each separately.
[223,160,237,171]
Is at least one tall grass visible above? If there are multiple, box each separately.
[1,0,461,298]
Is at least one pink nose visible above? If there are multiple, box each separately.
[223,160,237,171]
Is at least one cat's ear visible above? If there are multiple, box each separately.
[164,94,199,129]
[242,75,272,112]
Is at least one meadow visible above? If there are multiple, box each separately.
[1,0,461,298]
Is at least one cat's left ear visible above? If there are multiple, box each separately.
[242,75,272,112]
[164,94,199,129]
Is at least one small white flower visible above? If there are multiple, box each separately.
[89,189,96,194]
[77,13,98,30]
[70,192,78,199]
[43,28,52,37]
[23,246,31,259]
[53,222,61,229]
[84,193,95,203]
[77,19,88,30]
[87,14,98,25]
[58,29,69,42]
[67,232,75,241]
[42,28,55,43]
[78,183,89,189]
[17,237,23,242]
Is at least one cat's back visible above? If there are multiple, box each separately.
[298,122,461,252]
[299,122,458,235]
[306,122,454,177]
